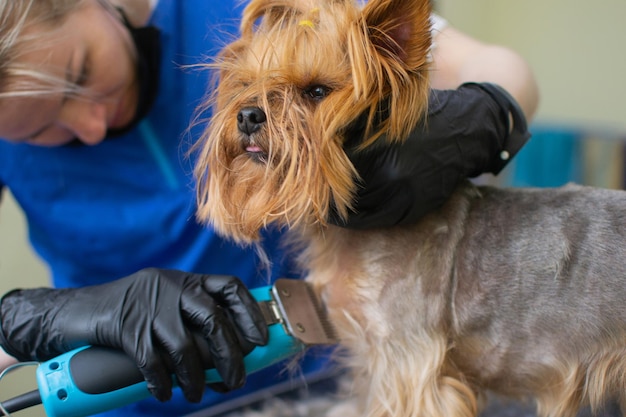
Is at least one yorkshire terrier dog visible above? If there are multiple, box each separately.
[194,0,626,416]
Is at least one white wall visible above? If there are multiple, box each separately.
[0,191,49,287]
[437,0,626,133]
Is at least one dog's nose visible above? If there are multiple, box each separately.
[237,107,267,135]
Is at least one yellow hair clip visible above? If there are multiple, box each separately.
[298,8,320,28]
[298,19,315,28]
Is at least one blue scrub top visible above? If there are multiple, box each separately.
[0,1,333,415]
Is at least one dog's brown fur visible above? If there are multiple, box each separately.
[194,0,626,416]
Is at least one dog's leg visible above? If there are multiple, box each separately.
[378,335,475,417]
[583,347,626,417]
[350,329,477,417]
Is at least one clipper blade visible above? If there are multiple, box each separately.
[272,278,338,345]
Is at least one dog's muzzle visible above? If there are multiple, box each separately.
[237,107,267,135]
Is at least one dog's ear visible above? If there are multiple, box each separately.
[361,0,432,71]
[346,0,432,144]
[240,1,287,37]
[240,0,311,38]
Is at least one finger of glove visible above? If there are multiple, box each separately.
[199,302,247,389]
[152,321,206,403]
[178,287,247,389]
[200,275,268,345]
[131,337,174,402]
[206,382,232,393]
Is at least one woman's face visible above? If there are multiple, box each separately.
[0,0,138,146]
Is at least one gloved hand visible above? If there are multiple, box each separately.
[0,268,267,402]
[332,82,530,229]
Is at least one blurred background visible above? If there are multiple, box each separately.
[1,0,625,416]
[436,0,626,189]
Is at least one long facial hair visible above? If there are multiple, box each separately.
[194,0,432,245]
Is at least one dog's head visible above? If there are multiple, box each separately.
[195,0,432,244]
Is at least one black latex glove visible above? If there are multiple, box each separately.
[332,82,530,229]
[0,268,268,402]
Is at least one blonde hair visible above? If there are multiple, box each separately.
[0,0,87,99]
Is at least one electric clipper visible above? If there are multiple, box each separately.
[2,279,336,417]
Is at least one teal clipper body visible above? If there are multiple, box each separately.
[32,279,336,417]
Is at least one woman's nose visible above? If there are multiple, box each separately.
[58,98,108,145]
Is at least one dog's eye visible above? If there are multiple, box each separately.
[303,85,331,101]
